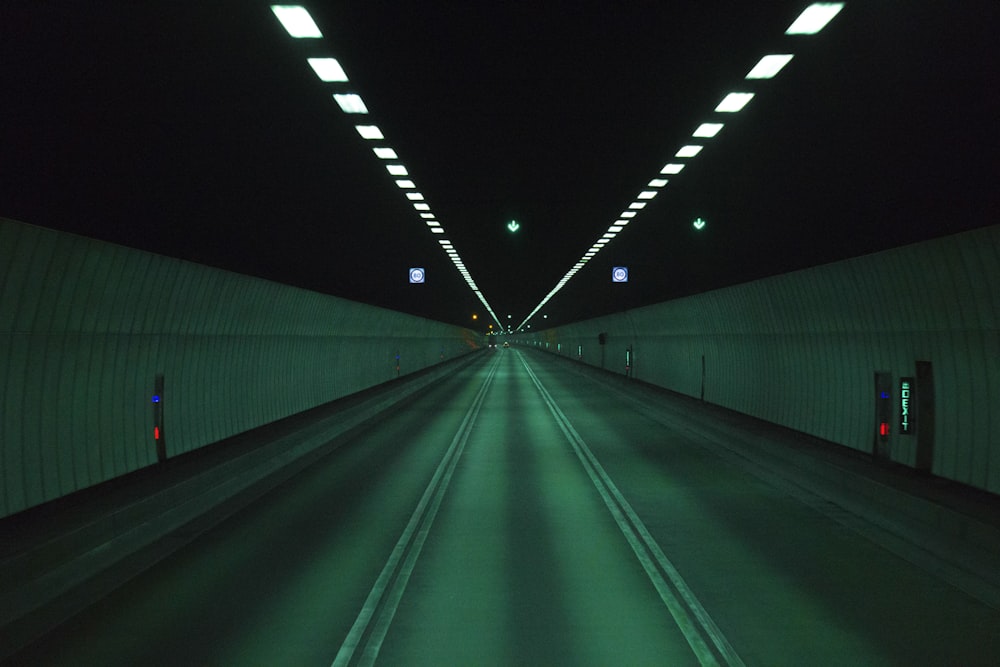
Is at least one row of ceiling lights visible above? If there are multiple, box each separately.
[269,5,503,328]
[515,2,845,332]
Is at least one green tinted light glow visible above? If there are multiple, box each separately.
[786,3,844,35]
[271,6,322,38]
[746,54,794,79]
[507,220,520,232]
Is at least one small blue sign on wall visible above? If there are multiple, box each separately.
[612,267,628,283]
[409,268,425,284]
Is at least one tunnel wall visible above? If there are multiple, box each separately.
[0,218,481,518]
[519,225,1000,495]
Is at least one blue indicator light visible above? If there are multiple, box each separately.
[152,395,161,403]
[880,392,889,399]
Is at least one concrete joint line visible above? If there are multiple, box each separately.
[332,354,502,667]
[517,351,744,667]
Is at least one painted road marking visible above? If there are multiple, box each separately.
[332,353,501,667]
[518,351,745,667]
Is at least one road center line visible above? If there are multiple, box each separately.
[332,353,501,667]
[517,351,744,667]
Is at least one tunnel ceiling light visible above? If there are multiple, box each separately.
[715,92,755,112]
[425,220,440,226]
[373,147,398,159]
[676,145,703,158]
[621,211,637,218]
[308,58,348,82]
[609,225,623,232]
[746,54,794,79]
[615,219,630,226]
[648,178,669,188]
[786,3,844,35]
[406,192,424,201]
[271,5,323,38]
[660,163,685,175]
[628,202,647,210]
[333,93,368,114]
[693,122,724,138]
[419,212,435,219]
[430,227,444,234]
[355,125,384,139]
[637,190,658,200]
[413,203,430,211]
[394,179,415,188]
[385,164,408,176]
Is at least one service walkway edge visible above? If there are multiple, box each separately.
[0,351,487,661]
[522,347,1000,612]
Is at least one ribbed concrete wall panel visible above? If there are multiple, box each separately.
[0,219,479,518]
[522,225,1000,494]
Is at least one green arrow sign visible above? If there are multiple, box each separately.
[507,220,520,232]
[692,217,706,230]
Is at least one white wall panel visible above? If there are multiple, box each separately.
[521,225,1000,495]
[0,218,480,518]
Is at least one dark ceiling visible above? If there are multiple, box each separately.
[2,2,998,330]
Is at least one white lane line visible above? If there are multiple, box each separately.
[518,351,744,667]
[331,353,501,667]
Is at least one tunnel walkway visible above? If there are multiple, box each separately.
[5,348,1000,665]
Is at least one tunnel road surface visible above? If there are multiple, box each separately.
[8,348,1000,665]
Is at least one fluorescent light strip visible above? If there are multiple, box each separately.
[386,164,408,176]
[406,192,424,201]
[693,122,724,138]
[373,147,398,159]
[715,92,755,112]
[637,190,657,200]
[308,58,348,82]
[271,5,322,38]
[333,93,368,114]
[394,179,415,188]
[786,3,844,35]
[518,7,844,333]
[355,125,384,140]
[413,203,430,211]
[746,54,794,79]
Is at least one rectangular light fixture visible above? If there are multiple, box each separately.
[693,122,724,138]
[386,164,408,176]
[603,233,616,239]
[425,220,440,226]
[308,58,348,82]
[373,147,398,159]
[715,92,755,112]
[628,202,647,210]
[786,3,845,35]
[420,213,435,219]
[413,203,430,211]
[609,226,623,232]
[355,125,384,140]
[431,227,444,234]
[621,211,637,218]
[660,163,685,175]
[615,219,630,226]
[648,178,669,188]
[271,6,322,38]
[675,145,703,158]
[395,179,415,188]
[333,93,368,114]
[406,192,425,201]
[637,190,658,200]
[746,54,794,79]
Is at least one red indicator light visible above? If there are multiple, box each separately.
[154,426,161,440]
[879,422,889,437]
